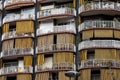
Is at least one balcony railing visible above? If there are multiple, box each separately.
[37,43,76,53]
[37,24,76,36]
[37,7,75,19]
[4,0,35,8]
[79,20,120,31]
[79,2,120,14]
[79,40,120,50]
[3,13,35,23]
[1,48,33,58]
[35,62,74,72]
[78,59,120,69]
[2,31,34,41]
[1,66,33,75]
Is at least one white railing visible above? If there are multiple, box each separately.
[4,0,35,7]
[37,24,76,36]
[2,31,34,41]
[79,20,120,31]
[79,59,120,69]
[37,43,76,53]
[35,62,74,72]
[1,66,33,74]
[3,13,35,23]
[1,48,33,58]
[37,7,76,18]
[79,2,120,14]
[79,40,120,50]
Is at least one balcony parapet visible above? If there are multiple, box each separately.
[4,0,35,10]
[37,7,76,20]
[35,62,74,72]
[36,43,76,54]
[0,66,33,75]
[3,13,35,24]
[79,40,120,51]
[78,59,120,69]
[2,31,34,41]
[79,20,120,32]
[1,48,33,58]
[37,24,76,36]
[79,2,120,15]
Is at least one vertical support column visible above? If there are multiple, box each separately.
[32,0,39,80]
[75,0,80,80]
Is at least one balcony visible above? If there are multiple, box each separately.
[78,59,120,69]
[2,31,34,41]
[37,43,76,54]
[3,13,35,24]
[37,24,76,36]
[79,20,120,32]
[79,40,120,51]
[1,48,33,59]
[37,7,75,21]
[38,0,72,3]
[79,2,120,16]
[1,66,33,75]
[4,0,35,10]
[35,62,74,72]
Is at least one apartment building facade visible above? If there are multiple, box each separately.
[0,0,120,80]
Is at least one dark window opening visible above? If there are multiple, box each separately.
[9,24,16,32]
[87,50,95,59]
[7,76,16,80]
[54,35,57,44]
[49,72,58,80]
[91,70,100,80]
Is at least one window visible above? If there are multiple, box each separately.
[87,50,95,59]
[91,70,100,80]
[49,72,58,80]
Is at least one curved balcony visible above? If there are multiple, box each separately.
[78,59,120,69]
[37,24,76,36]
[3,13,35,24]
[36,43,76,54]
[2,31,34,41]
[1,48,33,59]
[79,2,120,16]
[79,40,120,51]
[37,7,75,21]
[79,20,120,32]
[35,62,74,72]
[1,66,33,75]
[4,0,35,10]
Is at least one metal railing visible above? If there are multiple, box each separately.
[79,20,120,31]
[3,13,35,23]
[1,66,33,74]
[37,23,76,36]
[1,48,33,58]
[2,31,34,41]
[78,59,120,69]
[4,0,35,7]
[37,7,75,18]
[79,40,120,50]
[35,62,74,72]
[37,43,76,53]
[79,2,120,14]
